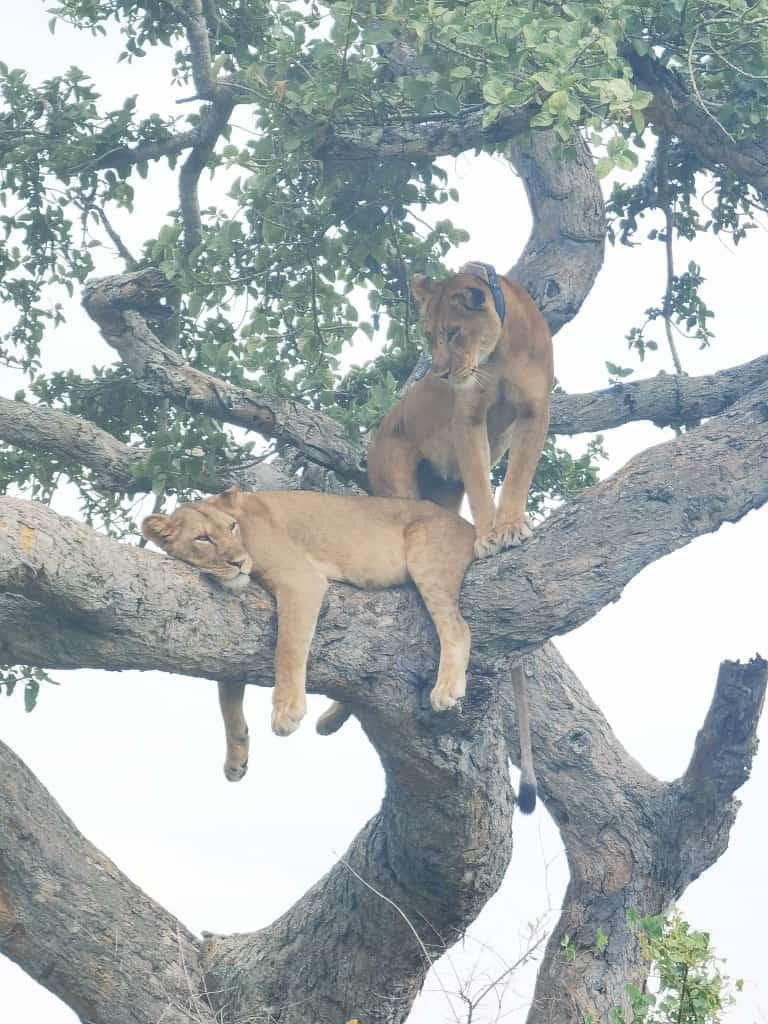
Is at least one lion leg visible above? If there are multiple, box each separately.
[316,701,353,735]
[485,405,549,556]
[367,433,422,500]
[450,418,497,559]
[217,681,250,782]
[405,520,474,712]
[271,573,328,737]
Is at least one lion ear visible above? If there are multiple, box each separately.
[410,274,436,307]
[141,513,175,548]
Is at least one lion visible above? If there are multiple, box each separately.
[367,263,553,559]
[142,485,536,812]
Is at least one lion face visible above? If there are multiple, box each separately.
[411,272,503,384]
[142,492,253,591]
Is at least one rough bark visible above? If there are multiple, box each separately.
[630,53,768,200]
[3,375,767,682]
[0,740,214,1024]
[202,670,514,1024]
[81,270,368,487]
[2,360,767,1022]
[549,350,768,435]
[504,648,767,1023]
[508,131,606,335]
[0,395,295,494]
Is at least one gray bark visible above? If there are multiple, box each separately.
[549,351,768,435]
[508,131,606,335]
[512,647,767,1023]
[3,11,767,1016]
[0,395,294,494]
[2,370,767,1020]
[81,270,368,487]
[0,740,214,1024]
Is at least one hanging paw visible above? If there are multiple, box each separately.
[223,732,249,781]
[316,701,352,735]
[429,675,466,711]
[271,697,306,737]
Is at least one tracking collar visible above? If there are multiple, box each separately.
[460,261,506,324]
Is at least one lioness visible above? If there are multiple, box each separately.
[142,485,536,811]
[367,263,553,559]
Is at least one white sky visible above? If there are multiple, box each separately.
[1,6,767,1023]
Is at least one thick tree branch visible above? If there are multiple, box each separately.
[203,667,514,1023]
[0,740,214,1024]
[504,647,767,1024]
[81,270,368,486]
[2,379,766,1021]
[2,375,767,681]
[319,102,537,161]
[0,396,294,493]
[549,350,768,435]
[508,130,606,335]
[630,54,768,200]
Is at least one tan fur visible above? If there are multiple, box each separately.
[367,270,553,558]
[142,486,475,781]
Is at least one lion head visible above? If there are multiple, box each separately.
[411,271,504,384]
[141,487,252,591]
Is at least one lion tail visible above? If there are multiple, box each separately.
[511,660,537,814]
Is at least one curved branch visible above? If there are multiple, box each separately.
[508,131,606,335]
[0,740,213,1024]
[2,380,766,1021]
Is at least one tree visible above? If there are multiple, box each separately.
[1,1,767,1021]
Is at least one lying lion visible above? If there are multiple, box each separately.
[142,484,537,812]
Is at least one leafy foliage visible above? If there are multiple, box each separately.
[613,908,742,1023]
[0,665,59,712]
[3,0,767,530]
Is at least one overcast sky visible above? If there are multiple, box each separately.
[1,6,767,1023]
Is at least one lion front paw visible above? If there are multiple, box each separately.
[429,676,466,712]
[473,518,532,559]
[271,699,306,737]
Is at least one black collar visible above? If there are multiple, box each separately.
[460,261,506,324]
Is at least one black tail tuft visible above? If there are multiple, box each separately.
[517,781,537,815]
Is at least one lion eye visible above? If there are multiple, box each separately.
[229,521,238,533]
[195,534,212,543]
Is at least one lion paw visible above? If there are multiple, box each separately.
[223,732,249,782]
[223,758,248,782]
[473,518,532,559]
[271,700,306,737]
[430,678,465,712]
